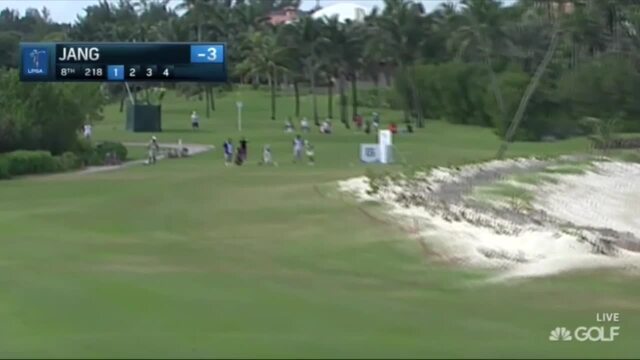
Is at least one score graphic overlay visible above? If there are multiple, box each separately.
[19,42,227,82]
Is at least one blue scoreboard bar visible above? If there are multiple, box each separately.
[19,42,227,82]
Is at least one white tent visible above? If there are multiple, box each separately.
[311,2,370,23]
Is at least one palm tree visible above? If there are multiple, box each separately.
[449,0,509,130]
[236,30,288,121]
[376,0,427,127]
[283,17,327,125]
[321,17,350,127]
[344,20,366,123]
[496,17,561,158]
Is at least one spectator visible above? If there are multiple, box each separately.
[284,117,295,133]
[191,110,200,130]
[320,119,332,134]
[293,135,304,163]
[300,117,310,133]
[223,138,234,166]
[305,140,315,165]
[83,123,92,140]
[355,114,363,130]
[239,137,248,161]
[261,144,274,165]
[389,122,398,134]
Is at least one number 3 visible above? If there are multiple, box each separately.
[207,47,217,61]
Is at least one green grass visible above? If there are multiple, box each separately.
[512,173,560,185]
[543,162,594,175]
[1,89,638,358]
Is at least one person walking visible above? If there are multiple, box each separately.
[191,110,200,130]
[293,135,304,163]
[147,136,160,165]
[260,144,274,166]
[223,138,234,166]
[239,137,248,161]
[305,140,315,165]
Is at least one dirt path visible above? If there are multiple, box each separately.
[44,142,215,177]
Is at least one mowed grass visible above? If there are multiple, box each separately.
[1,88,639,358]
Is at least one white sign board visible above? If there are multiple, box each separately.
[378,130,393,164]
[360,144,380,163]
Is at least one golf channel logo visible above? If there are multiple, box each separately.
[22,47,49,77]
[549,313,621,342]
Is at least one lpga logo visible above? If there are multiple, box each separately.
[22,46,49,77]
[549,313,621,342]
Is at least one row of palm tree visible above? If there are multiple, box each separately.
[5,0,639,152]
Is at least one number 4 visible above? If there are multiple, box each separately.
[163,68,169,77]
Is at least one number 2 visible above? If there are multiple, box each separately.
[129,67,136,77]
[207,47,217,61]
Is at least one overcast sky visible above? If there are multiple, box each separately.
[0,0,477,24]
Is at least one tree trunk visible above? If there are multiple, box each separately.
[404,65,424,127]
[293,81,300,117]
[205,87,210,119]
[372,73,380,107]
[327,78,333,119]
[496,28,560,159]
[339,72,348,126]
[269,71,276,120]
[351,73,358,123]
[209,86,215,110]
[310,67,319,125]
[383,64,392,87]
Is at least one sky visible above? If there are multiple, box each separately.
[0,0,472,24]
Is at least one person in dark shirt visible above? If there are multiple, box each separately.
[239,137,248,161]
[235,148,244,166]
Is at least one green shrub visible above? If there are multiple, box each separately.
[0,157,10,179]
[55,151,82,171]
[4,150,58,176]
[95,141,127,162]
[72,138,101,166]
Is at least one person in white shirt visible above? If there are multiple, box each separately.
[147,136,160,165]
[284,117,294,133]
[261,144,274,165]
[293,135,304,163]
[305,140,315,165]
[300,117,310,133]
[83,124,92,139]
[191,110,200,130]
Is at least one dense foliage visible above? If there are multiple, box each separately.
[1,0,640,154]
[0,70,105,154]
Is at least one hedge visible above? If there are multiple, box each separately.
[0,141,128,179]
[0,150,81,179]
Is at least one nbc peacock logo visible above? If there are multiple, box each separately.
[549,326,573,341]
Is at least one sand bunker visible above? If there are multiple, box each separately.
[339,158,640,280]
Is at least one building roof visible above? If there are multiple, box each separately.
[311,2,370,22]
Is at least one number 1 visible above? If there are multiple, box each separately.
[114,68,118,77]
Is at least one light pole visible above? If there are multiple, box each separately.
[236,101,243,132]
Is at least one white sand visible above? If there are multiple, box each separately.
[535,161,640,237]
[338,160,640,280]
